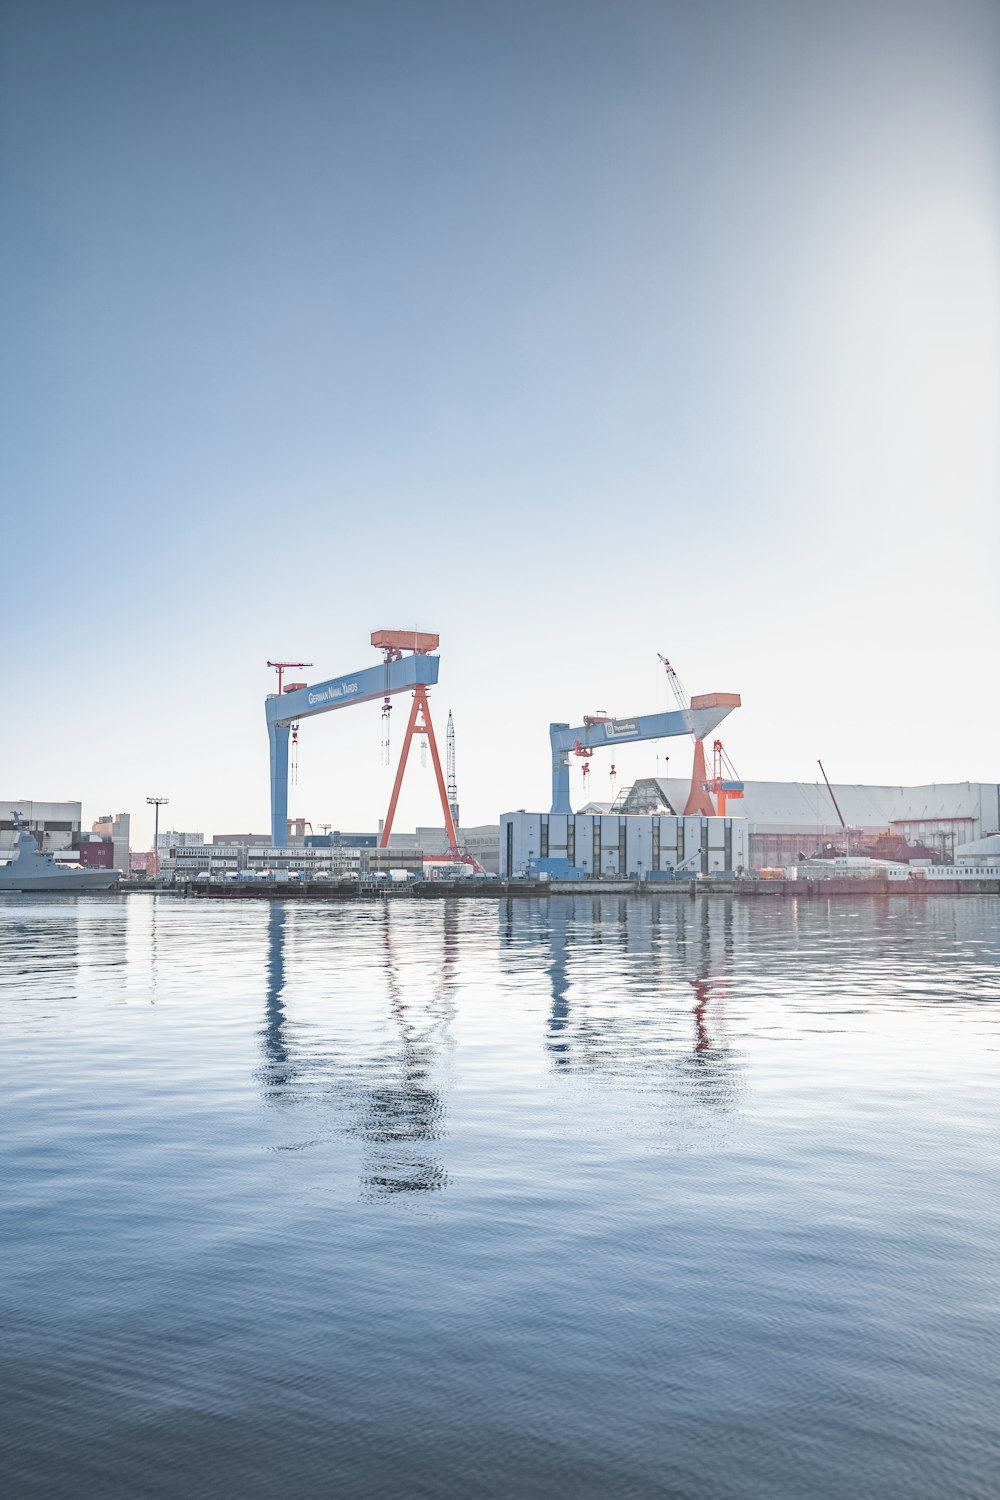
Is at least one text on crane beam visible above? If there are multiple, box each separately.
[307,679,360,707]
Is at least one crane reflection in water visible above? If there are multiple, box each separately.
[261,901,455,1200]
[501,893,746,1136]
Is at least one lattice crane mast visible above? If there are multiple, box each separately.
[657,656,695,737]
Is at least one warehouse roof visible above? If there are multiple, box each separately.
[888,784,994,824]
[621,779,997,833]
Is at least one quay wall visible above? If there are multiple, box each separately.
[179,878,1000,901]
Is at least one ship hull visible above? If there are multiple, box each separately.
[1,821,122,892]
[0,870,120,893]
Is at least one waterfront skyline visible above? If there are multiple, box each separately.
[3,0,998,844]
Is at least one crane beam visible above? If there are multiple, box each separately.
[549,701,737,815]
[266,654,438,729]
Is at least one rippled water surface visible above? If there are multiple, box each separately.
[2,893,999,1499]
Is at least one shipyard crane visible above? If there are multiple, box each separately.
[549,684,740,816]
[657,653,722,817]
[266,630,457,850]
[707,739,744,816]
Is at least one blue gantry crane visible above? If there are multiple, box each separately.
[266,630,448,848]
[549,692,740,816]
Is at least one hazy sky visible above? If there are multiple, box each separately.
[3,0,998,845]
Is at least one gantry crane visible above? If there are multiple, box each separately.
[266,631,469,859]
[548,681,739,816]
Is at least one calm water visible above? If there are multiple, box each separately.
[1,893,998,1499]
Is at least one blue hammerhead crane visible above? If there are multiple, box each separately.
[549,686,740,815]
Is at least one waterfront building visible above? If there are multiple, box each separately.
[1,799,82,857]
[160,842,364,878]
[620,779,1000,868]
[386,824,500,873]
[93,813,131,873]
[500,812,749,880]
[157,830,203,850]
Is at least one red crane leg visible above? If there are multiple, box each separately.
[380,690,423,847]
[379,687,460,853]
[683,737,716,817]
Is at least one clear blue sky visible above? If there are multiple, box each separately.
[3,0,998,844]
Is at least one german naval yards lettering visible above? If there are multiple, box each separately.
[308,680,360,707]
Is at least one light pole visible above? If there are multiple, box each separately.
[147,797,169,879]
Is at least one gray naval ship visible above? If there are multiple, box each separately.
[0,814,120,892]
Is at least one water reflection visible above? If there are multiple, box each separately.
[356,905,451,1198]
[503,894,747,1129]
[262,901,450,1199]
[692,976,712,1052]
[5,895,1000,1500]
[0,902,83,1010]
[0,897,134,1018]
[546,899,571,1063]
[263,904,291,1081]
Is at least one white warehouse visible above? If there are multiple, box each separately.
[500,812,748,880]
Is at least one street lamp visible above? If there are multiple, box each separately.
[147,797,169,879]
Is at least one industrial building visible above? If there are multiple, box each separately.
[161,838,476,880]
[306,833,378,849]
[92,813,130,873]
[158,830,204,851]
[956,833,1000,865]
[1,799,82,856]
[501,812,748,880]
[386,824,500,874]
[69,814,131,871]
[162,841,369,879]
[618,779,1000,868]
